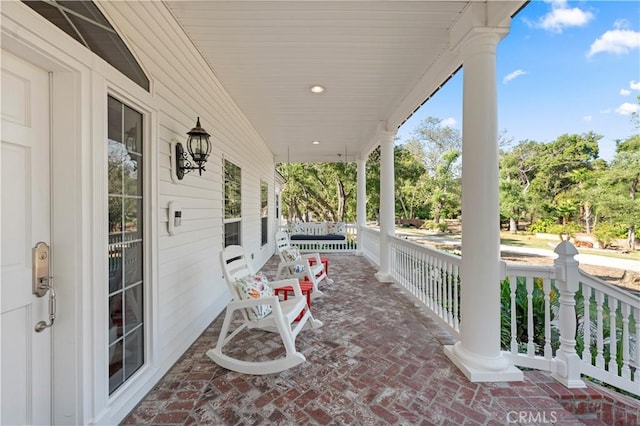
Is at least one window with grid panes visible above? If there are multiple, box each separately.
[107,96,144,394]
[224,160,241,247]
[260,181,268,246]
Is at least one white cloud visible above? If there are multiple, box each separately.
[620,89,631,96]
[440,117,457,128]
[587,29,640,58]
[583,115,593,122]
[631,81,640,91]
[615,102,640,116]
[537,2,594,33]
[503,69,527,84]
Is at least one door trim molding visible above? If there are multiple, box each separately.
[2,3,157,424]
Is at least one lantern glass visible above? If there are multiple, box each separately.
[186,117,211,165]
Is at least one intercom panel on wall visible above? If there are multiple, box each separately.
[168,201,182,235]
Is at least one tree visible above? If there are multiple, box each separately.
[404,117,463,222]
[594,96,640,250]
[395,142,429,219]
[278,162,357,222]
[409,116,462,177]
[596,136,640,250]
[528,132,601,225]
[499,140,540,233]
[428,149,461,223]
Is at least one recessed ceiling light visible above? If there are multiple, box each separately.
[310,85,325,94]
[312,140,320,145]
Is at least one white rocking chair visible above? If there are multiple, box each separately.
[275,231,333,297]
[206,245,322,375]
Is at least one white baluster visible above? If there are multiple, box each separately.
[453,264,459,332]
[608,297,618,374]
[582,283,592,361]
[543,278,552,360]
[526,276,535,356]
[595,290,605,369]
[416,252,422,302]
[427,257,433,309]
[510,275,518,354]
[621,303,630,379]
[435,259,442,318]
[447,262,453,326]
[422,253,428,304]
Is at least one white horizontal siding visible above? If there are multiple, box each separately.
[101,0,278,394]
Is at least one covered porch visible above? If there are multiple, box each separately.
[3,2,638,424]
[124,253,637,425]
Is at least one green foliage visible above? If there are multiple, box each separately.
[500,277,560,355]
[280,109,638,246]
[421,220,447,232]
[278,161,356,222]
[528,218,557,234]
[593,223,627,248]
[364,117,463,223]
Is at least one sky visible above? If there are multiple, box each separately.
[396,0,640,162]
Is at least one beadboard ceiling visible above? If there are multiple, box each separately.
[166,1,526,162]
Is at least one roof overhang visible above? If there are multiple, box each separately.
[165,1,527,162]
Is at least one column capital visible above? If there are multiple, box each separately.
[375,121,397,146]
[450,2,511,53]
[378,130,397,146]
[459,28,506,59]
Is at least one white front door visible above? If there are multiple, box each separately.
[1,50,52,425]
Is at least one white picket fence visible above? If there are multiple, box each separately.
[359,226,639,396]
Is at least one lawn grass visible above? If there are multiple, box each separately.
[394,226,640,262]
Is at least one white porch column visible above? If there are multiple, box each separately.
[444,30,522,381]
[375,131,396,282]
[356,157,367,255]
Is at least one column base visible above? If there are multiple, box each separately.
[374,272,393,283]
[444,343,523,382]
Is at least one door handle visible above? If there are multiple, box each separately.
[33,242,56,332]
[35,277,56,332]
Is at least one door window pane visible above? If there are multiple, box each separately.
[107,96,144,394]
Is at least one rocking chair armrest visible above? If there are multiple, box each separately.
[228,295,280,311]
[301,252,321,263]
[270,278,305,298]
[279,259,306,268]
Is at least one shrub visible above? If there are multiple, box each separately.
[593,223,626,248]
[528,218,557,234]
[421,220,447,232]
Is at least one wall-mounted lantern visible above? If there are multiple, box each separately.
[175,117,211,179]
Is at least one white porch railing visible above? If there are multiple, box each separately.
[359,226,380,264]
[277,223,357,253]
[387,235,461,337]
[359,226,639,397]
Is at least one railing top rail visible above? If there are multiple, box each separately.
[579,270,640,305]
[389,234,461,264]
[360,226,380,234]
[505,264,556,280]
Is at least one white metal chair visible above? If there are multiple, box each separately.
[275,231,333,297]
[206,245,322,375]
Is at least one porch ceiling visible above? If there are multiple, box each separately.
[165,1,525,163]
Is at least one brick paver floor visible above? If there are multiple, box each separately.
[123,254,633,425]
